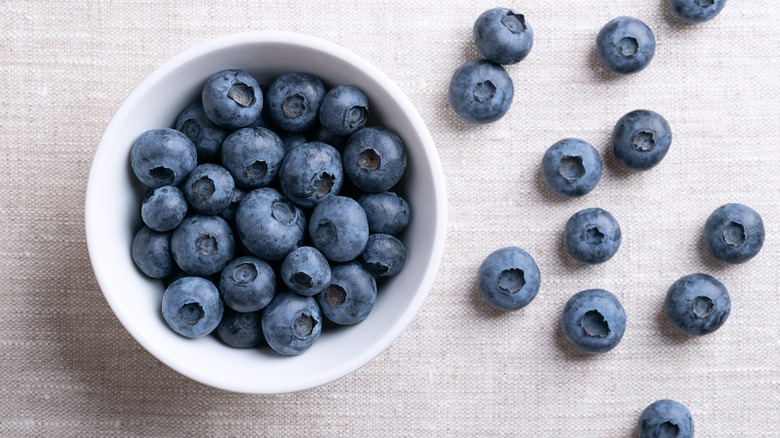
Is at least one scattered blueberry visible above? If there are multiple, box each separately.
[201,69,263,129]
[473,7,533,65]
[130,128,198,188]
[317,262,377,325]
[309,195,369,262]
[357,191,410,235]
[219,255,276,312]
[665,273,730,336]
[319,85,369,136]
[183,163,236,215]
[262,291,322,355]
[561,289,626,354]
[668,0,726,23]
[162,276,224,338]
[360,234,406,277]
[596,16,656,75]
[281,246,332,297]
[141,185,188,232]
[279,141,344,208]
[704,203,765,264]
[235,187,306,261]
[477,246,541,311]
[343,127,407,193]
[638,399,694,438]
[267,72,326,133]
[220,127,285,189]
[612,110,672,170]
[170,214,235,276]
[448,59,514,124]
[215,307,264,348]
[541,138,602,197]
[175,99,228,163]
[564,208,622,264]
[131,226,174,279]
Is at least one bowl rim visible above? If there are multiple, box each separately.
[85,30,448,393]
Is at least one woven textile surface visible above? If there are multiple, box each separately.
[1,1,778,436]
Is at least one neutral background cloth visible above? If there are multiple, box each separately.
[1,0,778,436]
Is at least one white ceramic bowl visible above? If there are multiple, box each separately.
[85,31,447,394]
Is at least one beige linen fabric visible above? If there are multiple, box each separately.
[1,1,778,436]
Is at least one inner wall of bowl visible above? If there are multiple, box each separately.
[90,36,441,393]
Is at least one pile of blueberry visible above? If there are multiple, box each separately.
[458,2,758,435]
[130,69,411,356]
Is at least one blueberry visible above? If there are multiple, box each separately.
[267,72,326,133]
[541,138,602,197]
[612,110,672,170]
[215,307,264,348]
[131,226,174,279]
[201,69,263,129]
[130,128,197,188]
[477,246,541,311]
[357,191,410,235]
[448,59,514,124]
[162,276,224,338]
[170,215,235,276]
[668,0,726,23]
[183,163,236,215]
[473,8,534,65]
[316,262,377,325]
[360,234,406,277]
[175,99,229,163]
[343,127,407,193]
[665,273,730,336]
[262,291,322,356]
[220,127,285,189]
[561,289,626,354]
[309,196,369,262]
[281,246,332,296]
[235,187,306,261]
[219,255,276,312]
[638,399,694,438]
[565,208,622,264]
[596,17,656,75]
[141,185,188,232]
[318,85,369,136]
[704,203,765,264]
[278,141,344,208]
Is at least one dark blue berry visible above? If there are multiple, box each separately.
[448,60,513,124]
[596,17,655,75]
[281,246,332,297]
[202,69,263,129]
[235,187,305,261]
[564,208,621,264]
[473,8,533,65]
[704,203,765,264]
[220,127,285,189]
[360,234,406,277]
[316,262,376,325]
[665,273,730,336]
[319,85,369,136]
[668,0,726,23]
[343,127,407,193]
[131,226,173,279]
[141,185,187,232]
[219,255,276,312]
[267,72,325,133]
[612,110,672,170]
[183,163,236,215]
[279,141,344,208]
[262,291,322,356]
[175,99,228,163]
[541,138,602,197]
[477,246,541,311]
[638,399,694,438]
[162,276,224,338]
[215,307,264,348]
[308,196,369,262]
[130,128,197,188]
[561,289,626,354]
[170,215,235,276]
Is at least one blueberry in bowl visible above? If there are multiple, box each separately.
[85,32,447,394]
